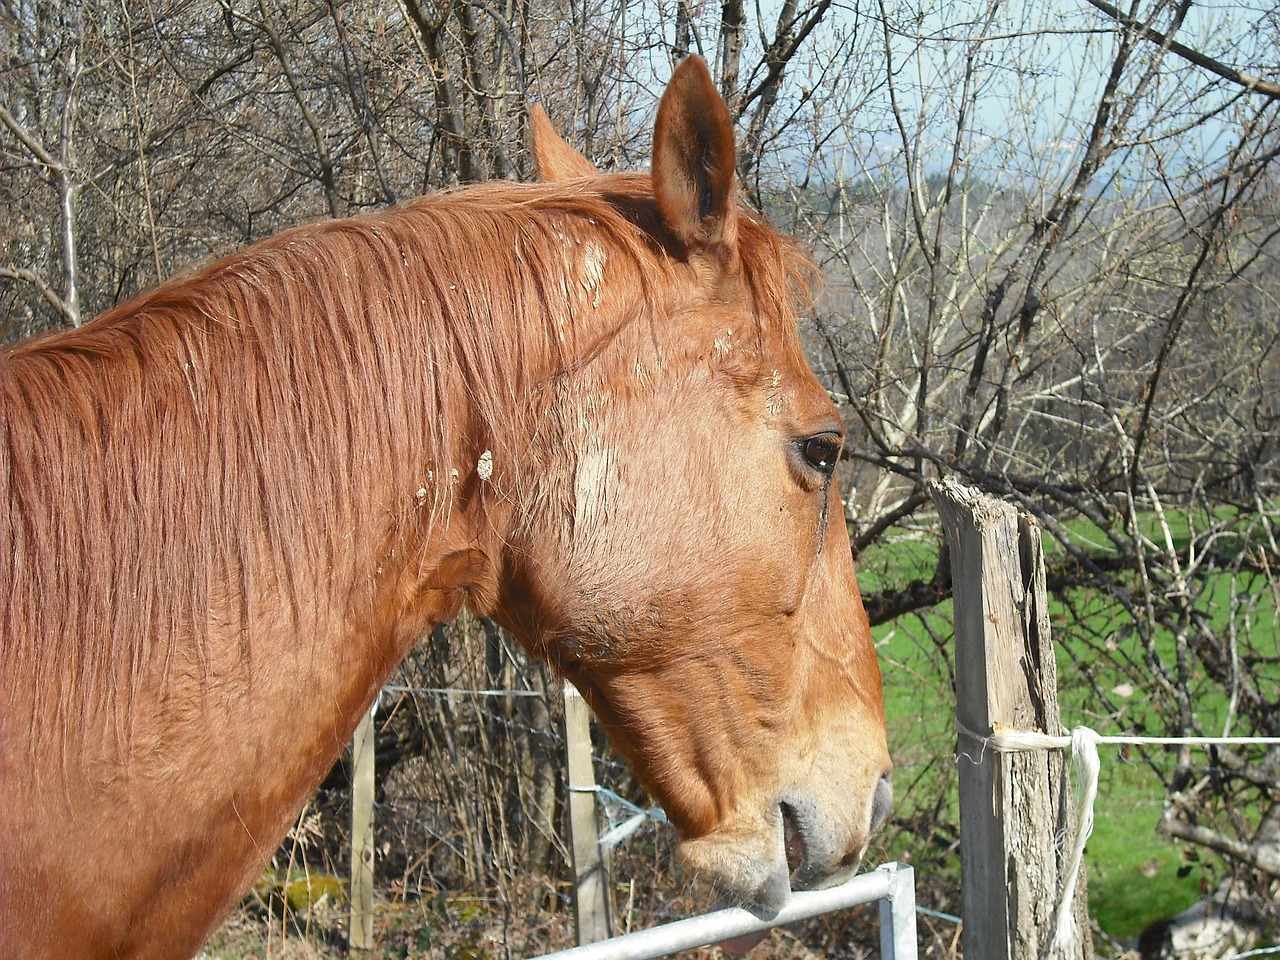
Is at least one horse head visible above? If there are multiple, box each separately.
[492,57,892,914]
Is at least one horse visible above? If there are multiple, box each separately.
[0,57,890,959]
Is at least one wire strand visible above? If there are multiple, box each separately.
[955,723,1280,958]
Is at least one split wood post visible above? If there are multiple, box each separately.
[349,701,377,950]
[563,680,613,944]
[929,477,1092,960]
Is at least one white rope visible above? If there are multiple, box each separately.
[990,729,1280,751]
[1050,727,1099,956]
[966,724,1280,958]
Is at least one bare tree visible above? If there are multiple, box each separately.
[6,0,1278,946]
[791,0,1280,928]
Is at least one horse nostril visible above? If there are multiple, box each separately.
[870,771,893,833]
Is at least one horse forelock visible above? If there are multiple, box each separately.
[0,172,815,754]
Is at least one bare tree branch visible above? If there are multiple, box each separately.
[0,266,78,325]
[1080,0,1280,99]
[252,1,341,217]
[0,102,63,172]
[1161,812,1280,879]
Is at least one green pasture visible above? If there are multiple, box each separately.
[858,510,1278,944]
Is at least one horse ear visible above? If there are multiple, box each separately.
[652,56,738,254]
[530,105,598,182]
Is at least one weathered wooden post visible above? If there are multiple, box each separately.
[929,476,1092,960]
[349,702,377,950]
[563,681,613,944]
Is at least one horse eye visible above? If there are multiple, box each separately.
[801,433,841,473]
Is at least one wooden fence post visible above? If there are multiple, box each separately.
[563,680,613,944]
[349,702,376,950]
[929,477,1092,960]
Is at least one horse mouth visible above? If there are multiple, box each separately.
[781,803,806,875]
[778,798,865,894]
[712,809,806,956]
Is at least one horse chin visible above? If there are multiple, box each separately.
[676,822,793,916]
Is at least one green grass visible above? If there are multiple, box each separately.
[1085,760,1207,940]
[857,513,1258,943]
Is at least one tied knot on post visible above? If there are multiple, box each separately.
[568,784,668,852]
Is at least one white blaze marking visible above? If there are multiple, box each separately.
[767,369,785,415]
[580,240,606,308]
[574,447,610,531]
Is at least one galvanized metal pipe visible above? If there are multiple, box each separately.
[532,862,916,960]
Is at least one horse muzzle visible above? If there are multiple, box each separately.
[677,766,894,916]
[783,768,894,892]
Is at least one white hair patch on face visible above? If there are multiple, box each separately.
[573,446,611,532]
[580,240,606,308]
[766,369,786,415]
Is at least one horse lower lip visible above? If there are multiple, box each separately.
[782,806,805,873]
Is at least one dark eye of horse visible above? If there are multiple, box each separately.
[801,433,841,474]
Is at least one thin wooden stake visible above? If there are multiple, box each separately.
[350,703,376,950]
[564,681,613,944]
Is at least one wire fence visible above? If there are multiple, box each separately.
[206,617,906,959]
[202,604,1278,960]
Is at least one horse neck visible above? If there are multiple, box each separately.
[0,197,660,958]
[5,192,657,765]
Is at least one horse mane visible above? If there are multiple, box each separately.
[0,172,815,749]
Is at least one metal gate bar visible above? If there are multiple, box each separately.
[533,862,917,960]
